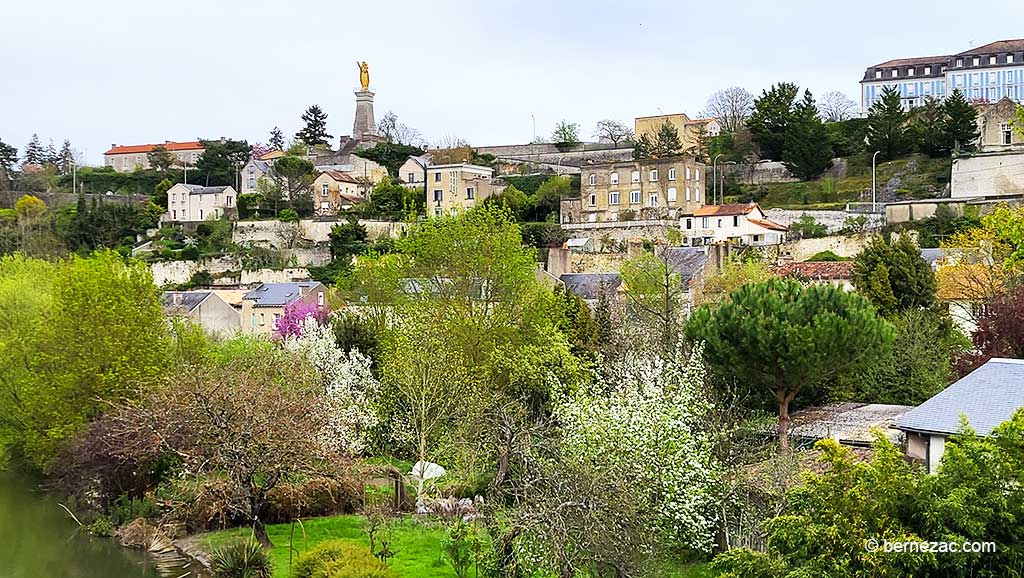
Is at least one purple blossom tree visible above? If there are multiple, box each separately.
[274,301,329,339]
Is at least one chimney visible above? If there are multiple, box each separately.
[111,143,117,148]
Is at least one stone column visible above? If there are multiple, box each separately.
[353,89,377,138]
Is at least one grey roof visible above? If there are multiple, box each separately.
[895,358,1024,436]
[920,248,947,267]
[566,238,591,248]
[243,282,320,307]
[789,402,913,445]
[560,273,621,301]
[181,184,232,195]
[660,247,710,287]
[246,159,270,173]
[161,291,212,313]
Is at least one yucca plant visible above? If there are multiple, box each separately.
[210,538,273,578]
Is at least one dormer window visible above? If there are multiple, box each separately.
[891,69,898,77]
[973,57,980,66]
[875,70,882,79]
[1009,54,1015,64]
[956,57,964,67]
[924,66,931,75]
[907,67,914,76]
[990,56,997,65]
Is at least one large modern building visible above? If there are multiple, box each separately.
[860,39,1024,110]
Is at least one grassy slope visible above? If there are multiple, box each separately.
[731,153,951,210]
[202,514,717,578]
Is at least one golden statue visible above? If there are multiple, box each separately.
[357,61,370,91]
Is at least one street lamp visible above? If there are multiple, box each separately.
[712,153,724,205]
[871,150,881,213]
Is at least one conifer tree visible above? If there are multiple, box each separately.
[22,134,45,166]
[852,233,936,317]
[269,126,285,150]
[295,105,332,147]
[44,139,58,166]
[747,82,799,161]
[866,86,909,160]
[58,140,74,175]
[782,90,833,180]
[943,89,980,153]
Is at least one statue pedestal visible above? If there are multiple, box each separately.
[353,89,377,140]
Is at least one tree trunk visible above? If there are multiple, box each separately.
[776,390,793,454]
[253,517,272,548]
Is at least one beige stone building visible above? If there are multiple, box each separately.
[164,183,238,222]
[975,97,1024,152]
[950,97,1024,199]
[573,156,706,222]
[104,141,205,172]
[161,291,241,338]
[425,163,496,216]
[240,282,327,336]
[312,170,365,216]
[634,114,721,156]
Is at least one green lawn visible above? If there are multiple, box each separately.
[203,515,456,578]
[201,514,718,578]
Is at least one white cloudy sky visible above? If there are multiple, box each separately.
[1,0,1020,164]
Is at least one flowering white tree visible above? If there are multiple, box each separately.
[284,316,379,454]
[554,342,721,552]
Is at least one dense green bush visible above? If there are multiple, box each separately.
[264,477,362,524]
[521,222,568,248]
[292,540,397,578]
[210,539,273,578]
[108,494,161,526]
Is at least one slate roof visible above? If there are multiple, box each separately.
[920,248,947,269]
[243,282,320,307]
[789,402,913,446]
[560,273,621,301]
[180,184,232,195]
[161,291,212,313]
[660,247,709,287]
[895,358,1024,437]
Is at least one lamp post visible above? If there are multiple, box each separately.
[871,150,881,213]
[721,161,736,204]
[712,153,724,205]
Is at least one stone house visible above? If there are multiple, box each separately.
[311,170,365,216]
[104,141,204,172]
[574,155,707,223]
[633,114,720,156]
[163,183,237,222]
[240,158,273,195]
[425,163,496,216]
[681,202,787,246]
[240,281,327,336]
[398,155,432,187]
[161,290,240,337]
[951,97,1024,198]
[895,357,1024,473]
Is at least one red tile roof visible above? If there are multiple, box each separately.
[771,261,855,280]
[105,141,204,155]
[870,55,950,68]
[321,170,358,183]
[748,217,788,232]
[956,39,1024,56]
[694,202,758,217]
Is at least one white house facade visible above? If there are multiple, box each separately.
[164,183,237,222]
[680,203,788,246]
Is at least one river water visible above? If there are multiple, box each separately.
[0,472,205,578]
